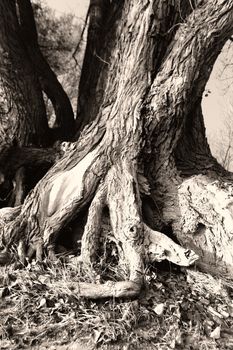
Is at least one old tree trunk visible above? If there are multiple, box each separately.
[0,0,233,298]
[0,0,75,206]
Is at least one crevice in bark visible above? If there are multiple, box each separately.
[150,0,193,79]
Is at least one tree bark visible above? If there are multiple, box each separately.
[0,0,74,207]
[0,0,233,298]
[76,0,193,133]
[0,0,49,146]
[0,0,52,206]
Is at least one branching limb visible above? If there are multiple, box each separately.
[17,0,75,139]
[0,145,58,179]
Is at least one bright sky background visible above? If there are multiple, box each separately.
[46,0,89,18]
[202,51,233,139]
[45,0,232,143]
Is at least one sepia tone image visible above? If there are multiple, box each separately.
[0,1,233,349]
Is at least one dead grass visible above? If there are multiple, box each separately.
[0,259,232,350]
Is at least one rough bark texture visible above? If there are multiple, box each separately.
[0,0,76,208]
[0,0,233,298]
[76,0,193,133]
[0,0,49,146]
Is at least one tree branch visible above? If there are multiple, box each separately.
[0,145,58,178]
[17,0,75,140]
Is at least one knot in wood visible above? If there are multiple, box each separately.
[126,222,143,241]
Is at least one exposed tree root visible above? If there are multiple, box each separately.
[74,281,142,299]
[73,225,199,299]
[0,153,200,298]
[66,160,199,298]
[81,182,107,265]
[106,161,144,285]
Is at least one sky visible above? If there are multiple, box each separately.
[202,51,233,139]
[46,0,89,18]
[45,0,231,142]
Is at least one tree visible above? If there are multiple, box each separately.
[32,0,82,112]
[0,0,77,207]
[0,0,233,299]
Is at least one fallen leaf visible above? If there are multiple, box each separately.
[210,326,221,339]
[38,297,47,309]
[153,303,165,315]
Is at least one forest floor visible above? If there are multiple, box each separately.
[0,256,233,350]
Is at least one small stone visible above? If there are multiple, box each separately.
[210,326,221,339]
[153,303,165,315]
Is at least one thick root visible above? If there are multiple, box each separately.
[0,159,199,300]
[75,281,141,299]
[72,161,145,298]
[106,161,144,286]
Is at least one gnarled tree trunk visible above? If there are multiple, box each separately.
[0,0,49,146]
[0,0,51,208]
[0,0,76,209]
[0,0,233,298]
